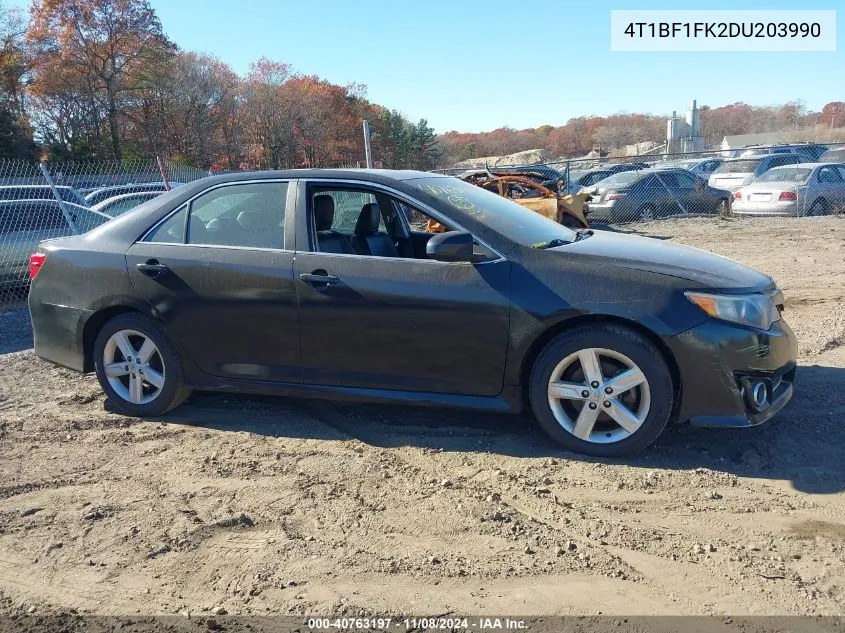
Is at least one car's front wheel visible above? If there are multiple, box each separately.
[93,313,191,416]
[529,324,674,456]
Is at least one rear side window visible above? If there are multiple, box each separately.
[187,182,288,249]
[146,205,187,243]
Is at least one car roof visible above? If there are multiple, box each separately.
[204,168,444,182]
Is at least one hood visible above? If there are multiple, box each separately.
[555,229,773,290]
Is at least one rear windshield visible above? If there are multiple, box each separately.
[593,171,643,188]
[755,167,812,183]
[714,159,760,174]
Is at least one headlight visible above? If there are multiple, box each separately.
[685,291,780,330]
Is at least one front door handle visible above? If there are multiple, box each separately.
[299,271,339,287]
[136,259,170,279]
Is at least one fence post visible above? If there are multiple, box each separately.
[39,162,78,234]
[362,120,373,169]
[156,156,172,190]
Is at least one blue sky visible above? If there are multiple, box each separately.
[9,0,843,132]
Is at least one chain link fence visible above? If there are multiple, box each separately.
[0,158,210,307]
[437,143,842,225]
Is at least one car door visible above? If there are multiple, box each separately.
[816,165,845,212]
[125,179,302,382]
[292,180,511,397]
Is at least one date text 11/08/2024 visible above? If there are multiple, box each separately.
[307,617,528,630]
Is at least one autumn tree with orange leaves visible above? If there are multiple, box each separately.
[26,0,173,160]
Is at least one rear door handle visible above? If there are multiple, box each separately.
[136,259,170,279]
[299,271,339,287]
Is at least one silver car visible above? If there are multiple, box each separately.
[0,199,110,286]
[732,163,845,217]
[708,154,805,193]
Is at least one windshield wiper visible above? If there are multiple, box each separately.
[532,238,569,249]
[532,229,594,249]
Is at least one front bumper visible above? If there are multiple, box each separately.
[665,318,797,428]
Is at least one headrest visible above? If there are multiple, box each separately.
[206,216,238,232]
[237,210,263,229]
[355,203,382,235]
[314,195,334,231]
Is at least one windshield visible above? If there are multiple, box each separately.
[755,167,812,183]
[410,177,576,247]
[714,159,760,174]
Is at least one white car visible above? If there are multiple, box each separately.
[732,163,845,217]
[709,154,805,193]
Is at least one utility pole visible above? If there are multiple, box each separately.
[362,120,373,168]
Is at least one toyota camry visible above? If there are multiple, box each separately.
[28,169,797,456]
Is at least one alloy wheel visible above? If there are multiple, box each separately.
[547,347,651,444]
[639,205,655,221]
[102,329,166,405]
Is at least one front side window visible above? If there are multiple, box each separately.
[817,166,843,183]
[187,182,288,249]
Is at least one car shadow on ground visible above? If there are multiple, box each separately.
[151,364,845,495]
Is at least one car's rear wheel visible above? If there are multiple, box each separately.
[716,198,731,216]
[529,324,674,456]
[638,204,657,222]
[93,313,191,416]
[808,198,829,216]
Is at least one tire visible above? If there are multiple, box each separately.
[93,312,191,417]
[528,324,674,457]
[637,204,657,222]
[716,198,731,216]
[808,198,829,216]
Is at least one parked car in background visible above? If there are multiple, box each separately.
[819,147,845,163]
[28,169,796,457]
[585,168,731,223]
[0,185,88,206]
[563,163,646,194]
[732,163,845,217]
[0,200,110,286]
[656,157,724,177]
[85,182,176,206]
[91,191,163,217]
[739,144,828,161]
[708,154,805,193]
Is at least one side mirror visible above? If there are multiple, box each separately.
[426,230,477,263]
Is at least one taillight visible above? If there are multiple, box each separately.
[29,252,46,279]
[607,193,626,200]
[733,191,742,199]
[779,191,797,201]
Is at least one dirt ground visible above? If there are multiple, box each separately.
[0,216,843,620]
